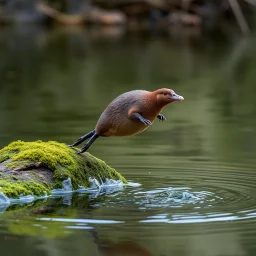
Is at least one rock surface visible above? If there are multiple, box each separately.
[0,140,127,198]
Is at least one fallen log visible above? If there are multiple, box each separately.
[36,2,126,25]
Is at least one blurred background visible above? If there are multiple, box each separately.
[1,1,256,256]
[0,0,255,31]
[1,0,256,150]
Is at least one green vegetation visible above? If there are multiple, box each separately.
[0,176,50,198]
[0,140,127,198]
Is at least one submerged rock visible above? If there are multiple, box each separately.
[0,140,127,199]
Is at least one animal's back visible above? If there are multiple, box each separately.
[95,90,147,136]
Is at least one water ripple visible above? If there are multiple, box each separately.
[100,161,256,224]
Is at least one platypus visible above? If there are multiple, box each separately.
[69,88,184,154]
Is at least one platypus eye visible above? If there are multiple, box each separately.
[164,92,168,95]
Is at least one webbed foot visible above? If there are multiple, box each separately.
[141,118,152,126]
[157,114,166,121]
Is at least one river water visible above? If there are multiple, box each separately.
[0,26,256,256]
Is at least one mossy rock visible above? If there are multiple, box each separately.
[0,140,127,198]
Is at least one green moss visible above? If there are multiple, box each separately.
[0,140,127,198]
[0,152,11,163]
[0,180,48,198]
[2,140,75,170]
[0,173,51,198]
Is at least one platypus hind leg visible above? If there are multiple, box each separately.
[76,133,99,154]
[69,130,95,147]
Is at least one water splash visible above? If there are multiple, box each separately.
[0,192,10,205]
[0,177,127,212]
[52,178,73,195]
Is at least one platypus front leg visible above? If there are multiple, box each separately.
[76,133,99,154]
[157,114,166,121]
[129,112,152,126]
[69,130,96,147]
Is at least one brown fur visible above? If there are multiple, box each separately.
[95,88,183,137]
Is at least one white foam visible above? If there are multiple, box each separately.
[0,192,10,205]
[63,177,73,191]
[10,194,35,204]
[126,182,142,187]
[38,217,124,224]
[52,177,125,195]
[52,178,73,194]
[0,192,11,213]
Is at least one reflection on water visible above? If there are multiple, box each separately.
[0,26,256,256]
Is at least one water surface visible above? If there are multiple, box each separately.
[0,26,256,256]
